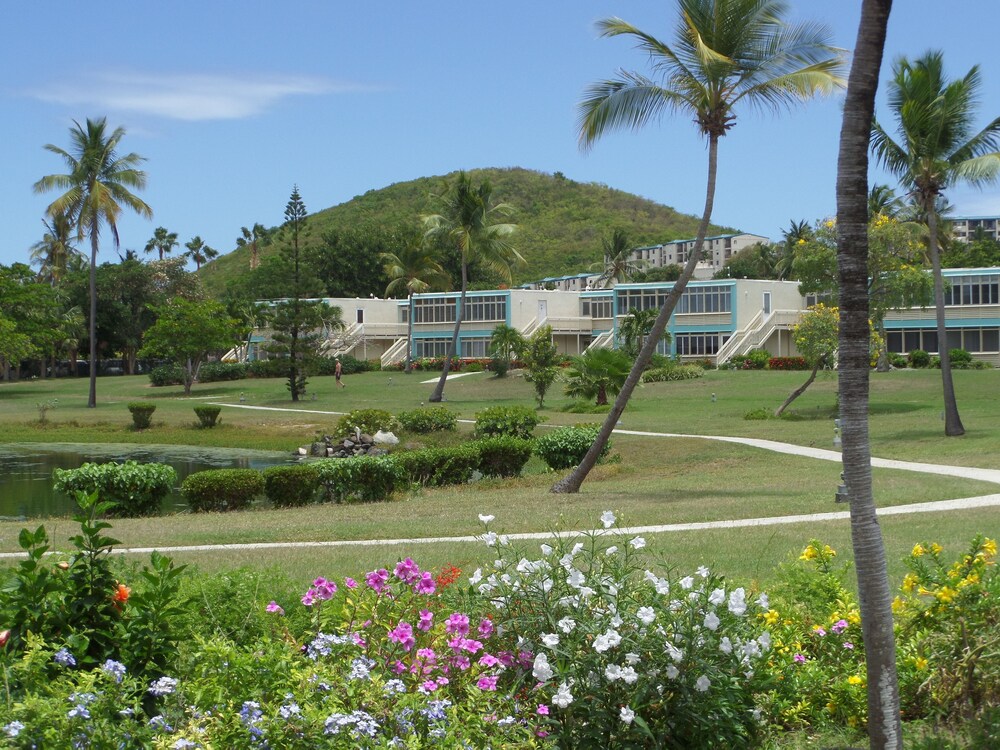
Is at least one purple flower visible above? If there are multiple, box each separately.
[54,648,76,667]
[843,641,854,650]
[537,704,550,716]
[478,619,494,638]
[414,572,437,595]
[345,577,358,589]
[301,589,316,607]
[831,619,849,634]
[478,653,500,667]
[477,675,498,691]
[266,601,285,615]
[394,558,421,584]
[312,577,338,600]
[388,622,415,651]
[445,613,470,636]
[793,653,806,664]
[365,569,390,592]
[814,627,827,637]
[417,609,434,632]
[453,655,471,671]
[420,679,439,693]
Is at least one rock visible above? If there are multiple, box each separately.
[310,442,327,457]
[327,448,336,457]
[297,447,308,456]
[373,430,399,446]
[368,447,388,457]
[360,433,374,445]
[343,439,355,448]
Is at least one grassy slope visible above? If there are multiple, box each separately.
[196,167,737,296]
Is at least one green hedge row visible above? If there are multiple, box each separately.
[149,355,378,387]
[53,461,177,518]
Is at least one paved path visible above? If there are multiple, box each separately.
[5,405,994,559]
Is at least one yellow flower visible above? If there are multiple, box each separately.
[935,586,956,604]
[764,609,780,626]
[847,675,863,686]
[826,702,837,714]
[983,538,997,558]
[847,611,861,625]
[797,238,807,245]
[930,543,943,555]
[823,545,837,557]
[912,543,926,557]
[914,656,928,670]
[800,545,818,561]
[825,219,836,229]
[901,573,918,594]
[892,596,904,613]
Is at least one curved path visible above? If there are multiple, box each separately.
[3,404,996,559]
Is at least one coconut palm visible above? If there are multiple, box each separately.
[380,233,450,374]
[423,173,523,402]
[837,1,901,746]
[487,323,526,377]
[552,0,844,493]
[563,348,633,406]
[144,226,178,261]
[867,183,905,219]
[872,51,1000,437]
[33,117,152,408]
[618,307,669,359]
[185,235,218,270]
[237,223,272,270]
[777,219,813,280]
[591,228,643,288]
[29,213,83,287]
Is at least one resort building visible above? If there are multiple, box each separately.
[629,233,770,279]
[951,216,1000,243]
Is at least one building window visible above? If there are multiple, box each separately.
[943,274,999,306]
[412,298,457,324]
[460,337,491,358]
[619,286,731,316]
[675,333,725,355]
[885,327,1000,354]
[462,295,507,322]
[413,338,453,358]
[583,297,613,318]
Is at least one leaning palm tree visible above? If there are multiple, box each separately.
[237,223,272,270]
[29,212,82,287]
[552,0,844,493]
[591,228,643,287]
[184,235,218,270]
[423,173,524,402]
[872,51,1000,437]
[380,233,450,374]
[34,117,152,408]
[144,226,178,261]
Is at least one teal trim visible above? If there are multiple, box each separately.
[673,324,736,333]
[884,317,1000,329]
[504,291,511,327]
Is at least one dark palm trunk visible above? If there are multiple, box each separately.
[926,208,965,435]
[404,291,415,374]
[551,133,720,493]
[429,262,467,402]
[87,230,98,408]
[835,1,902,748]
[774,365,819,417]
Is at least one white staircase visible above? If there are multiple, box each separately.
[320,322,362,358]
[716,310,801,363]
[381,337,409,369]
[586,330,615,352]
[519,317,540,338]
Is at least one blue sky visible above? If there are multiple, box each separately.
[4,1,1000,272]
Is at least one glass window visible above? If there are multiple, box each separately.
[923,331,938,353]
[413,298,457,324]
[947,330,963,350]
[887,331,903,352]
[983,329,999,351]
[413,338,453,358]
[904,331,921,352]
[964,330,981,352]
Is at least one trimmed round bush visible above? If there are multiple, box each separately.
[475,437,533,478]
[534,425,610,470]
[391,445,481,487]
[127,402,156,430]
[193,405,222,428]
[52,460,177,518]
[474,405,538,440]
[263,464,320,508]
[148,364,185,387]
[315,455,402,503]
[333,409,400,440]
[888,352,908,368]
[908,349,930,368]
[641,364,705,383]
[181,469,264,512]
[197,362,247,382]
[396,407,458,433]
[949,348,973,367]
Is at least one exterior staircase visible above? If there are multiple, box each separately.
[380,337,409,369]
[715,310,801,363]
[585,329,615,352]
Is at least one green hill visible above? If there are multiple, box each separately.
[197,167,738,297]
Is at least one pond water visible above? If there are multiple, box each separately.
[0,443,298,519]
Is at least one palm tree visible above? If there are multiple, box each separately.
[237,223,272,270]
[591,228,643,287]
[618,307,668,359]
[29,213,83,287]
[487,323,526,377]
[867,183,905,219]
[185,235,219,270]
[563,348,633,406]
[836,1,901,746]
[33,117,151,408]
[423,173,523,402]
[872,52,1000,437]
[552,0,844,493]
[380,232,450,374]
[144,226,178,261]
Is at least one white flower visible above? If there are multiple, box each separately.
[629,536,646,550]
[665,642,683,663]
[593,629,622,653]
[625,652,640,665]
[697,565,710,578]
[540,543,553,556]
[708,587,726,606]
[619,706,635,724]
[605,546,619,556]
[703,612,720,631]
[532,653,553,682]
[541,633,560,648]
[552,682,574,708]
[610,613,623,628]
[695,675,711,692]
[499,535,510,546]
[478,514,495,524]
[571,542,585,556]
[665,665,679,679]
[758,632,772,652]
[481,531,498,547]
[620,666,638,684]
[719,637,733,654]
[605,664,622,682]
[600,510,617,528]
[559,553,576,570]
[644,570,657,583]
[679,576,694,590]
[566,569,585,589]
[756,592,769,609]
[557,617,576,634]
[728,588,748,616]
[637,607,656,625]
[468,568,483,585]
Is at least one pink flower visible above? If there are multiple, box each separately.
[301,589,316,607]
[498,651,515,667]
[417,648,437,663]
[417,609,434,632]
[478,653,500,668]
[453,655,471,671]
[537,704,550,716]
[393,660,407,674]
[843,642,854,650]
[831,619,849,634]
[461,639,484,654]
[414,572,437,595]
[395,558,421,584]
[265,601,284,615]
[344,577,358,589]
[436,676,449,687]
[814,627,827,637]
[421,679,439,693]
[312,577,337,600]
[517,650,534,668]
[477,675,498,691]
[478,619,494,638]
[793,653,806,664]
[389,622,416,651]
[365,569,390,592]
[445,613,470,636]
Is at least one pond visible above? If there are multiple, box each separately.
[0,443,299,519]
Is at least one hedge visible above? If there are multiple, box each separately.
[127,402,156,430]
[396,407,458,433]
[314,456,403,503]
[181,469,264,512]
[767,356,810,371]
[193,405,222,428]
[391,445,481,487]
[474,405,538,440]
[534,425,611,471]
[52,461,177,518]
[475,437,533,478]
[333,409,400,440]
[262,464,320,508]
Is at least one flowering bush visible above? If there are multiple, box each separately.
[767,356,810,371]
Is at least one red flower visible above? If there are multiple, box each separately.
[112,583,131,604]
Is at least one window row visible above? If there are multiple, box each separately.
[618,286,731,316]
[412,337,494,359]
[942,276,1000,306]
[885,327,1000,354]
[411,295,507,324]
[674,333,731,356]
[581,297,613,318]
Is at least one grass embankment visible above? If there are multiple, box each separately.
[0,368,996,586]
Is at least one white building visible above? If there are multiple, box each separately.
[951,216,1000,243]
[629,233,770,278]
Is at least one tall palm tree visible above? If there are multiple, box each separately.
[552,0,843,493]
[144,226,178,261]
[872,52,1000,437]
[33,117,151,408]
[591,228,643,287]
[618,307,668,358]
[29,212,83,287]
[380,232,450,374]
[867,183,905,219]
[423,173,523,402]
[237,223,272,270]
[777,219,813,280]
[184,235,218,270]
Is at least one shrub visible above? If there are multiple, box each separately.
[197,362,247,382]
[534,424,610,470]
[744,408,772,420]
[181,469,264,512]
[193,405,222,428]
[768,356,810,371]
[464,361,484,373]
[888,352,908,368]
[53,460,177,518]
[314,455,403,503]
[909,349,930,368]
[948,348,972,367]
[474,405,538,440]
[490,355,510,377]
[246,358,288,378]
[641,364,705,383]
[262,464,320,508]
[475,437,533,478]
[316,354,371,376]
[127,402,156,430]
[396,406,458,433]
[333,409,400,440]
[148,364,185,386]
[391,445,481,487]
[732,348,771,370]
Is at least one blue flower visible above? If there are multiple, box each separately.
[4,721,25,738]
[54,648,77,667]
[101,659,127,683]
[148,676,178,697]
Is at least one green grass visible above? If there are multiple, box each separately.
[0,368,997,588]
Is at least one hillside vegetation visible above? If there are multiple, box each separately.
[197,167,737,297]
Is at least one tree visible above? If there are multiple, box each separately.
[184,236,218,270]
[144,226,178,261]
[774,304,838,416]
[777,219,814,280]
[521,325,559,408]
[715,242,782,280]
[554,0,843,493]
[29,213,83,287]
[618,307,669,359]
[631,265,683,283]
[872,51,1000,436]
[140,298,237,396]
[0,263,65,380]
[381,231,450,373]
[236,223,272,271]
[0,315,35,381]
[836,1,902,746]
[868,183,905,219]
[423,173,523,402]
[591,228,643,287]
[488,323,526,378]
[34,117,152,408]
[564,348,632,406]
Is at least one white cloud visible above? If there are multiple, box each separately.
[31,70,370,121]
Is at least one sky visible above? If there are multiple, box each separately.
[4,1,1000,274]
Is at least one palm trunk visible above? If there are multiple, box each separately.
[836,2,902,748]
[404,291,414,374]
[774,364,818,417]
[551,132,720,493]
[429,262,467,402]
[87,230,98,408]
[927,208,965,435]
